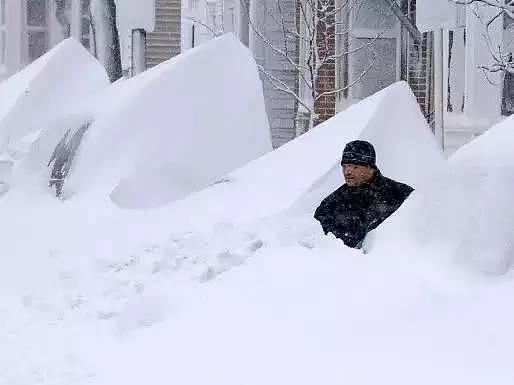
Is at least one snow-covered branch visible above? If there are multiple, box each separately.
[241,0,383,130]
[452,0,514,74]
[453,0,514,17]
[187,16,222,38]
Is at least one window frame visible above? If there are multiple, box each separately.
[345,0,402,101]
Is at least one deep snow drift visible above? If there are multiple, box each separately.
[0,80,514,385]
[17,35,271,209]
[0,39,109,154]
[163,81,443,224]
[374,113,514,275]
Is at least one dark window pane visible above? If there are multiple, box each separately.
[352,0,397,30]
[81,36,90,49]
[81,0,90,15]
[81,17,90,36]
[27,0,47,27]
[28,31,47,61]
[350,38,397,99]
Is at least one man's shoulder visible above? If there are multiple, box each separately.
[376,174,414,197]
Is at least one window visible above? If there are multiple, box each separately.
[0,0,6,66]
[350,38,398,98]
[27,0,46,27]
[346,0,401,100]
[26,0,48,62]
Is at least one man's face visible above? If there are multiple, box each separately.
[342,164,375,187]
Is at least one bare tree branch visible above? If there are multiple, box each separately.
[187,16,222,38]
[240,0,387,130]
[453,0,514,74]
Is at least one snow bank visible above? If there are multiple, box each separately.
[0,39,109,153]
[45,35,271,208]
[1,78,514,385]
[374,114,514,275]
[292,82,443,214]
[167,81,443,224]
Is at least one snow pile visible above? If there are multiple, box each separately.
[3,215,514,385]
[374,114,514,275]
[291,81,443,214]
[19,35,271,209]
[98,227,514,385]
[1,79,514,384]
[0,39,108,153]
[165,81,443,224]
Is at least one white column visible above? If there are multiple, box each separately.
[130,28,146,76]
[69,0,81,41]
[222,0,234,34]
[236,0,249,46]
[48,0,65,47]
[464,4,503,124]
[434,28,445,148]
[5,0,22,75]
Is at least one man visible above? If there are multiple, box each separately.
[314,140,413,249]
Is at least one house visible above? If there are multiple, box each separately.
[1,1,510,153]
[181,0,433,148]
[145,0,181,69]
[0,0,181,80]
[182,0,300,147]
[183,0,512,152]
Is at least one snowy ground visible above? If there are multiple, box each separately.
[2,213,514,385]
[2,109,514,385]
[1,37,514,384]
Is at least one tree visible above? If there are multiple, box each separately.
[454,0,514,74]
[241,0,367,130]
[240,0,419,131]
[53,0,122,82]
[189,0,422,131]
[453,1,514,114]
[89,0,123,82]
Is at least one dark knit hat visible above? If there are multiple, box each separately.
[341,140,376,167]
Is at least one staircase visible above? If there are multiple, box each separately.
[146,0,181,68]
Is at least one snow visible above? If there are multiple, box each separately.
[0,76,514,385]
[81,34,271,208]
[374,113,514,276]
[0,39,109,154]
[16,35,271,209]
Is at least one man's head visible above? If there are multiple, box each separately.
[341,140,376,187]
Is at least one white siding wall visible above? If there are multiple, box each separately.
[250,0,297,147]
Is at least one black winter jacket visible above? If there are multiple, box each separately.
[314,170,413,248]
